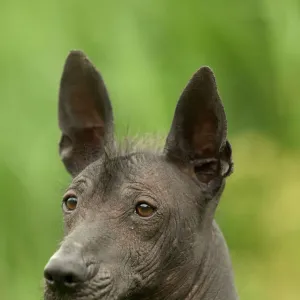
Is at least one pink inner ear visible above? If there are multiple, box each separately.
[68,85,105,128]
[72,127,105,144]
[192,120,218,157]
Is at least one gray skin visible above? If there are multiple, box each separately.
[43,50,239,300]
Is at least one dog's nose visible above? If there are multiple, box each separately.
[44,251,86,290]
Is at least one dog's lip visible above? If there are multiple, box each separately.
[85,262,101,281]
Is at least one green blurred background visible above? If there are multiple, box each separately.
[1,1,299,299]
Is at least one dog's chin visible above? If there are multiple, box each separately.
[43,280,131,300]
[43,284,112,300]
[44,288,70,300]
[44,290,100,300]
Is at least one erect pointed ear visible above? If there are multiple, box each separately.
[164,67,233,183]
[58,50,114,176]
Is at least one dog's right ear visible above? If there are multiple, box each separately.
[58,50,114,177]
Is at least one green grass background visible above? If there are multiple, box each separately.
[0,1,299,299]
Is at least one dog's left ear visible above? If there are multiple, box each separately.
[164,66,233,183]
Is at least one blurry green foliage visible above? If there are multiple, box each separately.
[0,1,299,299]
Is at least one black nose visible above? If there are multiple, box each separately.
[44,252,87,290]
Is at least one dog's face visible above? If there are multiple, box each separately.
[43,51,232,300]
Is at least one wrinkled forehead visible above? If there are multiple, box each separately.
[72,152,195,202]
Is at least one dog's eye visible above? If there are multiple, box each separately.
[63,195,78,211]
[135,202,155,218]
